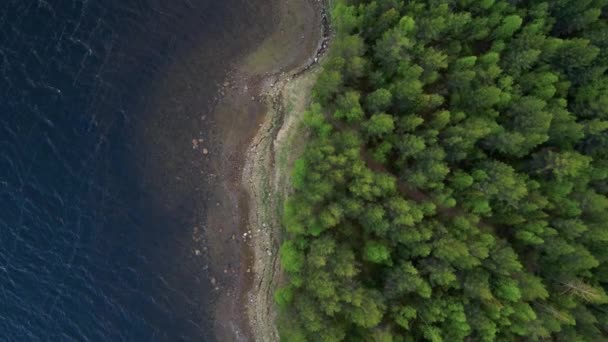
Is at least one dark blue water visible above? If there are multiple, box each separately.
[0,1,274,340]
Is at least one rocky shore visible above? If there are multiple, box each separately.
[242,65,326,342]
[241,3,331,341]
[204,0,330,340]
[241,3,330,340]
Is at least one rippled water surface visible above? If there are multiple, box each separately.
[0,0,274,340]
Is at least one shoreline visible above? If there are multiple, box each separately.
[242,67,325,341]
[242,3,331,341]
[204,0,330,340]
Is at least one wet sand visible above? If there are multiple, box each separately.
[202,0,328,340]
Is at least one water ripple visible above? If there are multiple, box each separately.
[0,0,245,340]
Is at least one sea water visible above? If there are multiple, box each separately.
[0,0,274,340]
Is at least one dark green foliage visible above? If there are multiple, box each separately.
[278,0,608,340]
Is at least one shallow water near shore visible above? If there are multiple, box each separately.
[0,0,278,340]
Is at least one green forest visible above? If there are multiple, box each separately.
[277,0,608,340]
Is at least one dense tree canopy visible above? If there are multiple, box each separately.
[278,0,608,340]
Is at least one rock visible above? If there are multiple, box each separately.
[203,148,209,155]
[195,249,201,255]
[231,234,236,240]
[192,139,199,149]
[211,277,217,285]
